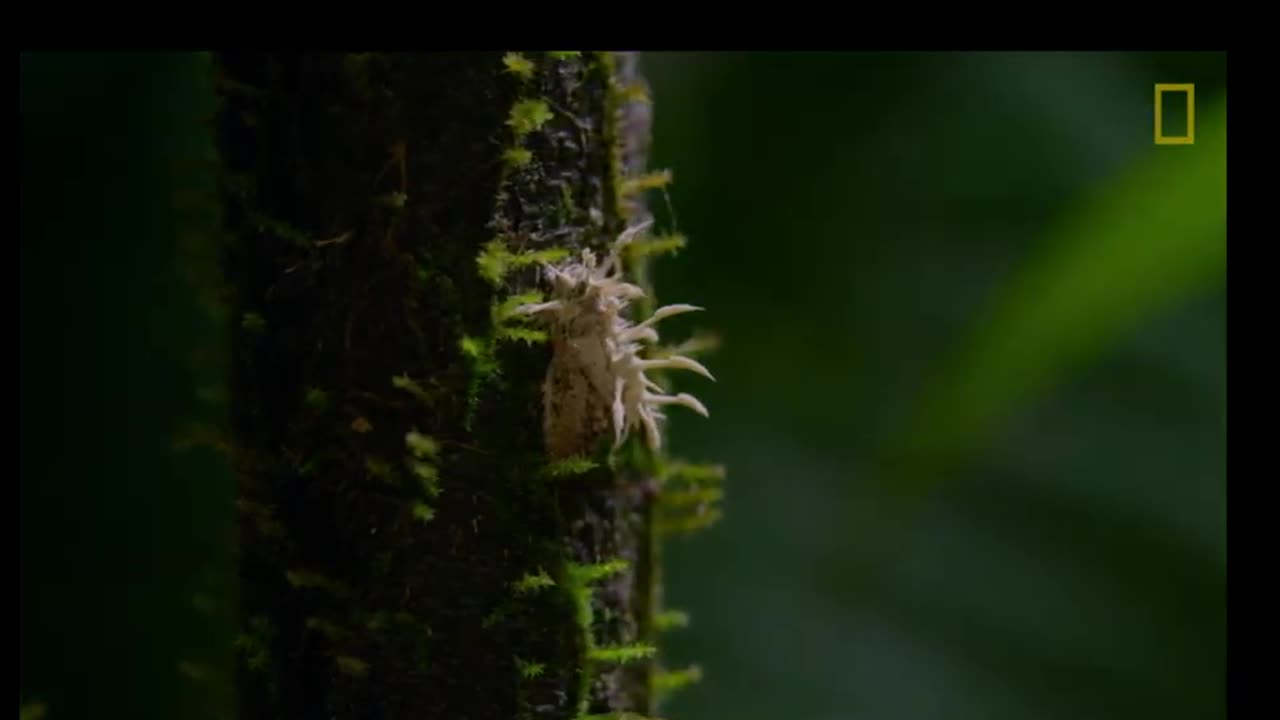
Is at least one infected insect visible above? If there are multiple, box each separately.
[515,222,713,459]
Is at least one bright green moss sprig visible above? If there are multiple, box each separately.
[513,569,556,595]
[543,455,600,478]
[652,609,689,632]
[411,502,435,524]
[587,642,656,664]
[656,461,727,536]
[502,52,536,80]
[562,558,632,716]
[391,373,431,404]
[622,232,687,261]
[504,147,534,168]
[571,559,629,584]
[477,240,570,287]
[507,99,555,136]
[621,170,672,195]
[515,656,546,679]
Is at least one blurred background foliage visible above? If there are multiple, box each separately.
[20,51,1225,720]
[642,51,1225,720]
[21,52,233,720]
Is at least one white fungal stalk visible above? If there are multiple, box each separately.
[514,222,713,458]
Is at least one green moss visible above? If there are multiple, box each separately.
[459,334,499,430]
[405,429,439,458]
[559,183,576,219]
[409,460,440,497]
[507,99,555,136]
[515,656,547,679]
[365,457,399,485]
[476,240,569,287]
[660,486,724,509]
[623,233,687,261]
[544,455,600,478]
[652,664,702,715]
[411,501,435,524]
[505,146,534,167]
[475,244,510,285]
[651,610,688,632]
[588,643,656,664]
[302,386,328,411]
[655,508,723,537]
[377,191,408,209]
[621,82,650,105]
[492,291,546,322]
[495,326,548,345]
[620,170,673,196]
[654,461,727,535]
[561,565,595,718]
[459,334,496,367]
[391,373,432,404]
[240,311,266,334]
[503,53,536,80]
[663,461,727,485]
[559,557,643,713]
[513,569,556,595]
[333,656,370,677]
[491,291,551,345]
[599,51,628,230]
[569,560,628,584]
[653,664,701,695]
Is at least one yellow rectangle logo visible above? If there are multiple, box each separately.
[1155,83,1195,145]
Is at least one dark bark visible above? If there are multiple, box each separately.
[214,51,660,720]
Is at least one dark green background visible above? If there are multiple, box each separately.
[20,51,1226,720]
[21,52,233,720]
[643,51,1225,720]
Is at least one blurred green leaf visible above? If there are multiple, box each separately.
[645,52,1226,720]
[885,96,1226,491]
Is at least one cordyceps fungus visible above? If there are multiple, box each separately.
[515,221,714,459]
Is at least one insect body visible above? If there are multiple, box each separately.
[515,224,713,458]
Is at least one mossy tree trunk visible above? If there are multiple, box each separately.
[213,51,692,720]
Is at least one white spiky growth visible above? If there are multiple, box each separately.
[515,222,713,457]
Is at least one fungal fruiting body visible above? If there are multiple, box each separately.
[515,224,713,459]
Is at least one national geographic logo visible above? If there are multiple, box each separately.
[1154,83,1195,145]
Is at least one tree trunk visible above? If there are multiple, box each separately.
[213,51,712,720]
